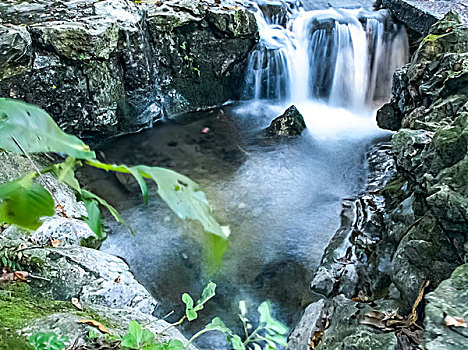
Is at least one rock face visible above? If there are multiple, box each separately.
[382,0,468,34]
[265,105,306,137]
[0,0,258,137]
[292,13,468,350]
[424,264,468,350]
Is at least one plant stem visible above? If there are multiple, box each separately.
[243,326,262,345]
[156,315,186,335]
[185,329,210,349]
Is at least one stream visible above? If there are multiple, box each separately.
[82,2,409,348]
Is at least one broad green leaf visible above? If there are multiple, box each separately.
[166,340,184,350]
[258,302,288,335]
[182,293,198,321]
[195,281,216,309]
[0,173,54,229]
[51,157,81,192]
[204,317,232,334]
[81,189,133,235]
[134,165,229,239]
[182,293,194,309]
[141,329,155,346]
[82,199,102,238]
[231,335,245,350]
[128,321,144,345]
[85,160,228,239]
[0,98,95,160]
[121,334,138,348]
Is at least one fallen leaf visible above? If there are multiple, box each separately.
[14,271,29,282]
[114,276,121,284]
[71,297,83,311]
[202,127,210,134]
[78,319,109,334]
[444,315,468,328]
[51,239,62,248]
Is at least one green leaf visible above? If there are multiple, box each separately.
[82,199,103,238]
[0,98,95,160]
[204,317,232,334]
[128,321,143,344]
[80,189,133,235]
[127,167,149,205]
[141,329,155,346]
[195,281,216,310]
[134,165,229,239]
[182,293,194,309]
[257,302,288,335]
[182,293,198,321]
[0,173,54,229]
[51,157,81,192]
[121,334,138,349]
[231,335,245,350]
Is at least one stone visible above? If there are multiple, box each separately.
[288,300,326,350]
[0,0,259,137]
[265,105,306,137]
[376,101,402,131]
[27,246,158,314]
[424,264,468,350]
[382,0,467,34]
[21,306,198,349]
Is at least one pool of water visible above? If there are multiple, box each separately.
[81,101,388,348]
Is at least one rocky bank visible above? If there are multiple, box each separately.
[290,11,468,350]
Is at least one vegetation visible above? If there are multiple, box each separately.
[0,98,229,240]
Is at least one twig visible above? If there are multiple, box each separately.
[28,274,51,282]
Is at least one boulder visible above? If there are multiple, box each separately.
[265,105,306,137]
[0,0,258,137]
[424,264,468,350]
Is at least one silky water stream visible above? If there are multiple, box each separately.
[83,3,409,348]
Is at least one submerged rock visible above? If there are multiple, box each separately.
[265,105,306,137]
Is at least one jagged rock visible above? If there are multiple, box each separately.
[382,0,467,34]
[265,105,306,137]
[31,218,98,248]
[0,0,258,137]
[424,264,468,350]
[377,101,402,131]
[289,296,399,350]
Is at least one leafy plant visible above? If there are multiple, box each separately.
[0,98,229,240]
[29,332,69,350]
[185,301,288,350]
[121,321,184,350]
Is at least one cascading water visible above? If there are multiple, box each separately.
[245,2,408,110]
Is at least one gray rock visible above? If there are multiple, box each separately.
[288,300,326,350]
[382,0,467,34]
[21,305,197,349]
[424,264,468,350]
[28,246,157,314]
[265,105,306,137]
[0,0,258,137]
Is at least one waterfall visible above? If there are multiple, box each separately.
[245,2,408,110]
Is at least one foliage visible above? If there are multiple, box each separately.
[0,98,229,239]
[0,173,54,230]
[28,332,69,350]
[121,321,184,350]
[182,281,216,321]
[186,300,289,350]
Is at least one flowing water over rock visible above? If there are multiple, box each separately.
[83,2,409,348]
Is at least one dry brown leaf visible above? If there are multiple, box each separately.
[310,330,324,349]
[444,315,468,328]
[407,280,429,326]
[77,319,109,334]
[51,239,62,248]
[114,276,121,284]
[71,297,83,311]
[14,271,29,282]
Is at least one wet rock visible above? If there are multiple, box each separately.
[382,0,467,34]
[265,105,306,137]
[0,0,258,137]
[377,101,402,131]
[424,264,468,350]
[289,296,398,350]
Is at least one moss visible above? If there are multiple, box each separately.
[383,174,409,210]
[0,283,72,349]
